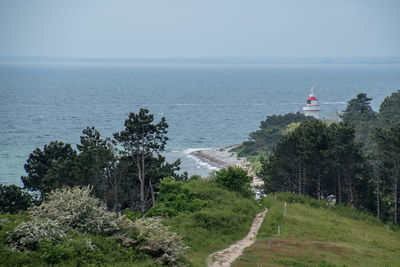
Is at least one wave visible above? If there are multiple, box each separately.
[183,148,220,171]
[321,102,346,105]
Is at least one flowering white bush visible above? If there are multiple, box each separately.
[8,186,122,251]
[29,186,120,235]
[134,217,188,265]
[7,218,66,251]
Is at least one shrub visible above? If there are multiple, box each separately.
[146,177,209,217]
[7,186,122,251]
[134,217,188,265]
[39,241,74,264]
[214,166,253,197]
[7,219,66,251]
[28,186,120,235]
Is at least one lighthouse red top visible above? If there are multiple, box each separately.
[307,96,317,101]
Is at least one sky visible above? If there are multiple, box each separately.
[0,0,399,58]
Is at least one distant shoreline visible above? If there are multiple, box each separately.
[1,56,400,66]
[189,146,264,186]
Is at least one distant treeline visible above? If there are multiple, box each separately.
[241,91,400,225]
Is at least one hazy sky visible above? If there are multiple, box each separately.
[0,0,399,58]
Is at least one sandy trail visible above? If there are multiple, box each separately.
[207,208,268,267]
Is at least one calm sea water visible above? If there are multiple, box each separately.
[1,62,400,185]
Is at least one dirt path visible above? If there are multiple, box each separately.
[207,208,268,267]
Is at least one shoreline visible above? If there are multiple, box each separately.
[189,146,264,187]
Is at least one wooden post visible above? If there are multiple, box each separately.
[284,201,287,217]
[268,239,271,249]
[278,225,280,236]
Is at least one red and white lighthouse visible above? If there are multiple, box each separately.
[303,88,321,119]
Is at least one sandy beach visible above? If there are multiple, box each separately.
[189,146,264,187]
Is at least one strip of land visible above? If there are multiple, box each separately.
[189,146,263,186]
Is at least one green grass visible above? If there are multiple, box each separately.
[165,179,262,266]
[234,195,400,267]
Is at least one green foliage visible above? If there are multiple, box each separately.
[124,210,142,222]
[20,109,181,214]
[113,108,178,214]
[376,124,400,224]
[39,241,74,264]
[260,120,374,211]
[340,93,377,153]
[146,177,209,217]
[0,184,34,214]
[214,166,253,197]
[21,141,78,199]
[379,90,400,128]
[235,112,312,157]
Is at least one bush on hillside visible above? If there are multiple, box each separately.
[7,219,66,251]
[214,166,253,197]
[7,186,122,251]
[134,217,188,265]
[29,186,121,235]
[146,177,210,217]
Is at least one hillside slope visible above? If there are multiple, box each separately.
[234,196,400,267]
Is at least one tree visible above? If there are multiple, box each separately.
[379,90,400,128]
[260,120,373,210]
[235,112,312,157]
[21,141,78,199]
[76,127,119,210]
[340,93,377,153]
[0,184,34,213]
[113,109,169,214]
[376,124,400,224]
[215,166,253,197]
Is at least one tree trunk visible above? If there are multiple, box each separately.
[318,174,321,200]
[376,161,380,219]
[303,168,307,196]
[136,149,146,214]
[149,179,156,207]
[395,161,398,225]
[298,163,302,195]
[337,169,342,204]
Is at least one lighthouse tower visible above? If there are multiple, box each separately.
[303,88,321,119]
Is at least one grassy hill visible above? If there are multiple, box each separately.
[234,195,400,267]
[165,179,262,266]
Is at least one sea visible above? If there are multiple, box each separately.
[1,60,400,186]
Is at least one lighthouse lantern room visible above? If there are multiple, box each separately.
[303,88,321,119]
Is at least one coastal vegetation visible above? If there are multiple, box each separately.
[1,91,400,265]
[0,108,259,266]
